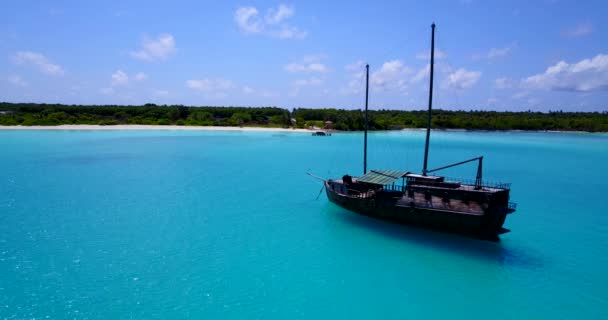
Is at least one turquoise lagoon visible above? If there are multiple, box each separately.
[1,129,607,319]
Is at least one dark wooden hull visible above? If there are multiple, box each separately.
[325,181,508,238]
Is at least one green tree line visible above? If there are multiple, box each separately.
[292,108,608,132]
[1,102,607,132]
[0,103,290,127]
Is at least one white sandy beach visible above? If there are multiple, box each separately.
[0,125,316,132]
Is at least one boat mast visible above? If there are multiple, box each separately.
[422,23,435,176]
[364,64,370,174]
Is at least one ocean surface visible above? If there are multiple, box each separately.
[1,129,607,319]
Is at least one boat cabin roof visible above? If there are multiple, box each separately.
[358,169,409,186]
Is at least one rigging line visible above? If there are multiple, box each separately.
[426,156,482,173]
[306,171,327,182]
[315,184,325,200]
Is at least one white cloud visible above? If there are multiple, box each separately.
[285,55,328,73]
[235,6,262,33]
[7,75,27,86]
[285,62,327,73]
[111,70,129,86]
[522,54,608,92]
[130,33,176,62]
[343,59,414,95]
[371,60,411,91]
[412,64,430,83]
[442,68,481,90]
[294,77,323,86]
[235,4,306,39]
[154,90,169,96]
[494,77,513,89]
[415,49,447,60]
[134,72,147,81]
[13,51,65,76]
[265,4,294,24]
[562,23,593,37]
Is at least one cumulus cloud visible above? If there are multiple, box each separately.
[235,7,262,33]
[522,54,608,92]
[371,60,411,91]
[562,23,593,37]
[130,33,176,62]
[13,51,65,75]
[243,86,255,94]
[265,4,294,24]
[111,70,129,86]
[343,59,414,95]
[285,62,327,73]
[412,64,430,83]
[285,55,328,73]
[442,68,481,90]
[7,75,27,86]
[294,77,323,86]
[494,77,513,89]
[109,70,147,86]
[235,4,306,39]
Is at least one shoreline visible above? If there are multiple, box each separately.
[0,125,312,133]
[0,124,602,134]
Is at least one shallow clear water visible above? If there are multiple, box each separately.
[1,129,607,319]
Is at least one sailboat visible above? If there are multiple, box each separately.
[324,24,517,238]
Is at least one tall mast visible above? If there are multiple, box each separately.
[364,64,369,174]
[422,23,435,176]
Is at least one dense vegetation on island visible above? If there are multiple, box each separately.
[1,102,607,132]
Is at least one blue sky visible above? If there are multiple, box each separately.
[1,0,607,111]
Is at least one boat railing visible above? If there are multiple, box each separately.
[411,176,512,190]
[382,184,406,192]
[329,182,376,199]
